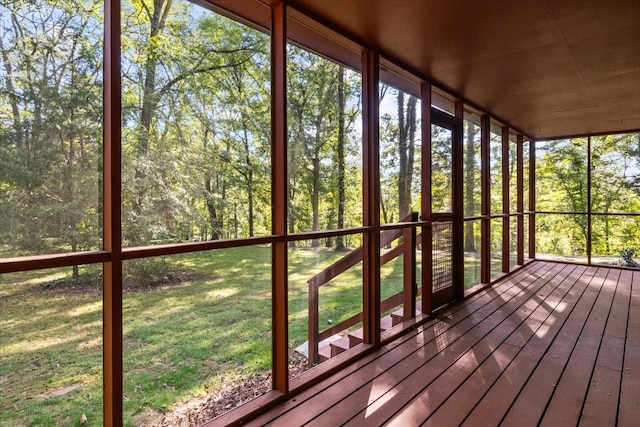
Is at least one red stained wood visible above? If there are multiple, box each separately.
[618,270,640,426]
[424,265,596,427]
[579,269,631,426]
[271,1,289,391]
[537,268,621,426]
[247,262,551,426]
[494,267,610,427]
[227,262,639,427]
[248,261,555,425]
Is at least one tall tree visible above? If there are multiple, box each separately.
[464,121,479,251]
[335,65,347,250]
[287,48,339,245]
[121,0,266,244]
[0,0,103,262]
[397,91,417,220]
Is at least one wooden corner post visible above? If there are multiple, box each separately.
[362,50,380,345]
[271,0,289,393]
[104,0,123,424]
[421,83,432,314]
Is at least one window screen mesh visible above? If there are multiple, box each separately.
[432,221,453,292]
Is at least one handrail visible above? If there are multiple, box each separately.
[307,212,420,363]
[316,285,424,342]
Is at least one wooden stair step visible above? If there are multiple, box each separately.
[317,344,332,362]
[391,311,404,326]
[348,329,363,347]
[381,315,393,331]
[330,335,351,357]
[317,307,424,362]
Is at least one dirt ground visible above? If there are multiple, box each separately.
[147,352,310,427]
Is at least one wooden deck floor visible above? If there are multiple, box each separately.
[241,261,640,426]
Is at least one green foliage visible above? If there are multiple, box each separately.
[0,0,103,256]
[379,86,421,223]
[123,257,179,288]
[618,248,640,268]
[1,246,420,425]
[0,0,369,252]
[287,46,362,234]
[536,134,640,259]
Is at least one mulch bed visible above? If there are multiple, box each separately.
[148,352,311,426]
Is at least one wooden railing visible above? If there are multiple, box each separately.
[307,212,421,363]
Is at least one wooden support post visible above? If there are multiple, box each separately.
[517,134,524,265]
[480,115,491,283]
[103,0,123,424]
[271,1,289,392]
[420,83,432,314]
[362,50,380,345]
[502,126,510,273]
[452,109,464,301]
[529,140,536,259]
[587,136,592,264]
[308,280,319,364]
[402,212,418,320]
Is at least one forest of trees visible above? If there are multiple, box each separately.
[536,134,640,259]
[2,0,637,267]
[0,0,426,262]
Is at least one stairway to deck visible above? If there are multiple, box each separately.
[316,301,423,362]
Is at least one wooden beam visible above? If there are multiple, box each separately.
[421,83,432,314]
[517,134,524,265]
[529,140,536,259]
[453,109,465,301]
[587,136,592,264]
[402,212,418,320]
[362,50,380,345]
[271,0,289,393]
[480,115,491,283]
[103,0,123,424]
[502,126,510,273]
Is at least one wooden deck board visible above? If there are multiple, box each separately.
[618,270,640,426]
[538,268,621,426]
[425,265,595,427]
[496,266,608,427]
[326,262,566,426]
[579,269,631,426]
[254,262,553,426]
[378,264,588,427]
[462,264,602,427]
[224,262,639,427]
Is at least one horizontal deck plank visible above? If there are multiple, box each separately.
[212,262,639,427]
[426,265,596,427]
[324,262,568,426]
[252,261,553,426]
[496,266,608,427]
[579,269,631,426]
[538,268,621,427]
[371,264,587,427]
[618,270,640,426]
[461,265,604,427]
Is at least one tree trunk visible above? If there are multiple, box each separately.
[132,0,173,241]
[203,129,221,240]
[335,66,347,250]
[205,177,219,240]
[398,91,408,219]
[398,92,416,220]
[311,151,320,247]
[242,126,255,237]
[464,121,477,252]
[0,34,22,145]
[406,95,417,214]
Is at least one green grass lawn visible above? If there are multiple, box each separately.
[0,245,490,426]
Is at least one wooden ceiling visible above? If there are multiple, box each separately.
[288,0,640,140]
